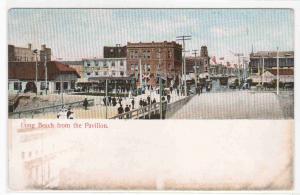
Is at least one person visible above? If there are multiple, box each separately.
[161,97,167,119]
[176,87,180,96]
[147,96,151,105]
[67,106,74,119]
[131,98,135,109]
[118,97,122,105]
[83,98,88,110]
[200,84,203,94]
[57,106,68,119]
[167,94,171,103]
[112,97,117,106]
[143,100,147,107]
[117,104,124,119]
[125,105,130,119]
[108,96,112,106]
[139,98,143,107]
[152,98,156,104]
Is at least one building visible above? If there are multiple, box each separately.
[8,61,80,95]
[249,51,294,74]
[8,43,52,62]
[82,58,127,79]
[60,61,84,82]
[126,41,182,87]
[103,45,127,58]
[39,44,52,62]
[199,46,210,73]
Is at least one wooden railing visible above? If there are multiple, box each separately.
[110,95,194,120]
[9,99,94,119]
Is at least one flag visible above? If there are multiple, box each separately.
[211,56,217,65]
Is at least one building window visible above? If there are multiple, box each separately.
[87,62,91,67]
[103,61,107,67]
[134,50,139,58]
[40,82,49,90]
[168,50,172,58]
[56,82,60,90]
[63,82,68,90]
[130,51,134,59]
[95,72,98,76]
[112,71,116,76]
[120,61,124,66]
[111,62,115,67]
[110,48,114,53]
[104,71,107,76]
[87,72,91,76]
[13,82,22,91]
[120,71,124,76]
[131,64,135,71]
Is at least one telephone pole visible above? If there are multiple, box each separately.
[44,55,48,95]
[176,35,191,96]
[192,49,198,89]
[33,49,38,96]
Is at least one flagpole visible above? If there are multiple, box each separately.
[276,47,279,95]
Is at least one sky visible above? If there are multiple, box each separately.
[7,8,294,63]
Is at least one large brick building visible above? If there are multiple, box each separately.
[249,51,294,74]
[103,45,127,58]
[186,46,210,77]
[8,43,52,62]
[126,41,182,87]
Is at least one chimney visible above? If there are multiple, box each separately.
[41,44,46,51]
[28,43,32,49]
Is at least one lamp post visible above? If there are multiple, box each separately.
[44,55,48,95]
[192,49,198,90]
[33,49,38,96]
[276,47,279,95]
[158,48,163,119]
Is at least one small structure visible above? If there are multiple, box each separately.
[8,61,80,95]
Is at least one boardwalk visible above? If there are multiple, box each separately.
[170,91,293,119]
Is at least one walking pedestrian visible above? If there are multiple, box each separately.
[167,94,171,103]
[103,97,107,106]
[117,104,124,119]
[83,98,88,110]
[152,98,156,104]
[147,96,151,105]
[108,96,112,106]
[131,98,135,109]
[112,97,117,106]
[139,98,143,107]
[125,105,130,119]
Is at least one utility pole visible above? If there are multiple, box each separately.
[177,35,191,96]
[262,56,265,86]
[33,49,38,96]
[139,50,143,90]
[158,48,162,119]
[105,79,108,119]
[44,55,48,95]
[192,49,198,89]
[276,47,279,95]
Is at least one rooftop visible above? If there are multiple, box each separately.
[9,61,80,80]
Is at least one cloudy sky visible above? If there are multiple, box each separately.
[8,9,294,63]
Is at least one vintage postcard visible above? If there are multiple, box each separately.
[7,5,295,191]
